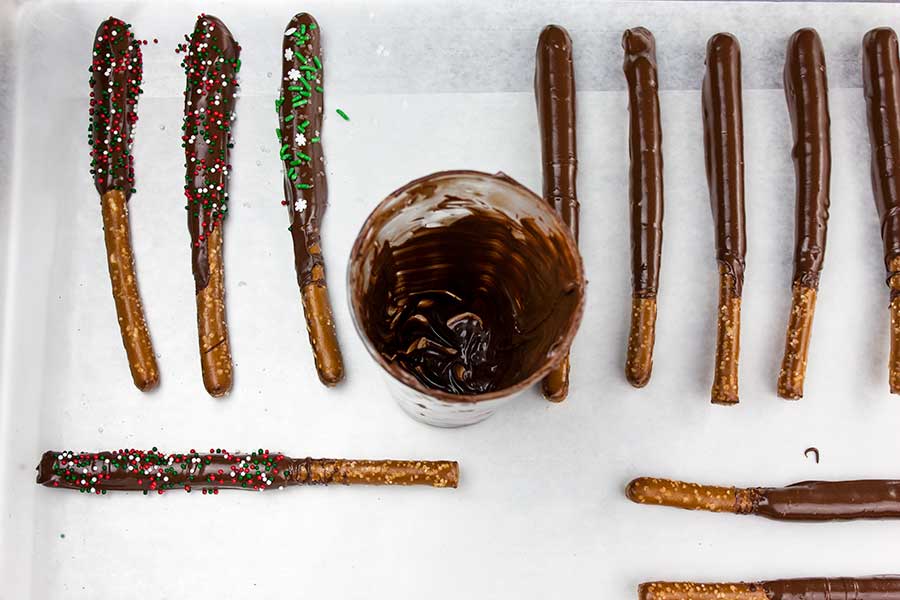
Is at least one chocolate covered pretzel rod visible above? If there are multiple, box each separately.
[623,27,663,388]
[627,476,900,521]
[535,24,579,402]
[179,15,240,397]
[89,18,159,391]
[702,33,746,405]
[37,449,458,494]
[778,29,831,400]
[277,13,344,386]
[863,28,900,394]
[640,578,900,600]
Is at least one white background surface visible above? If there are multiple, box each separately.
[1,0,900,598]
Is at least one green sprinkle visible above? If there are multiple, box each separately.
[297,77,311,91]
[276,127,283,140]
[292,98,307,107]
[299,24,307,35]
[290,159,302,166]
[290,172,298,181]
[315,85,324,93]
[313,56,322,70]
[310,137,320,143]
[299,65,316,72]
[300,120,310,130]
[293,51,308,64]
[297,183,312,189]
[298,152,311,162]
[309,23,317,30]
[280,144,289,155]
[235,58,242,72]
[284,115,294,123]
[336,108,350,121]
[288,86,305,91]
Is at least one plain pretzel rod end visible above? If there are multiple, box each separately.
[711,267,741,405]
[301,277,345,387]
[777,284,817,400]
[626,477,758,514]
[541,356,570,402]
[625,296,657,387]
[639,582,768,600]
[100,189,160,392]
[196,226,233,398]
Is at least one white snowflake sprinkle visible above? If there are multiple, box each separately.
[295,133,306,146]
[287,68,302,82]
[295,198,308,213]
[284,48,293,61]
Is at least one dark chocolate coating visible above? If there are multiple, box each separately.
[351,171,584,396]
[702,33,746,296]
[279,14,328,287]
[182,15,240,292]
[756,480,900,521]
[89,17,142,199]
[764,578,900,600]
[37,450,459,492]
[863,28,900,282]
[535,25,578,241]
[623,27,663,297]
[784,29,831,289]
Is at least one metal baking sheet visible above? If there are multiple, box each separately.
[1,0,900,598]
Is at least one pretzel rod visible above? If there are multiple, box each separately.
[777,29,831,400]
[623,28,663,388]
[89,18,159,391]
[179,15,240,397]
[863,28,900,394]
[277,13,344,386]
[640,579,900,600]
[36,449,459,493]
[535,25,578,402]
[702,33,746,405]
[627,476,900,520]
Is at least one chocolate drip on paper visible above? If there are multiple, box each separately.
[535,24,578,241]
[278,13,328,287]
[702,33,746,297]
[623,27,663,297]
[863,28,900,287]
[37,449,459,493]
[88,17,143,199]
[180,15,240,292]
[785,29,831,289]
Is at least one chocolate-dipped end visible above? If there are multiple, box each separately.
[703,33,745,405]
[640,579,900,600]
[37,450,459,493]
[89,17,142,199]
[863,28,900,394]
[622,27,663,388]
[535,25,578,402]
[181,14,240,293]
[777,29,830,400]
[278,13,344,386]
[626,477,758,515]
[348,171,585,402]
[101,190,159,391]
[180,15,239,396]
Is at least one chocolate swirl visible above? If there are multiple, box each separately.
[784,29,831,289]
[37,449,459,493]
[278,14,328,287]
[702,33,746,297]
[180,15,240,292]
[863,28,900,284]
[88,17,143,199]
[535,24,578,241]
[623,27,663,298]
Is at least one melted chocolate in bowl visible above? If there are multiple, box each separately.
[349,171,585,402]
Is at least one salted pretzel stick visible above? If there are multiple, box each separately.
[640,578,900,600]
[179,15,240,397]
[89,18,159,391]
[623,28,663,388]
[777,29,831,400]
[535,24,579,402]
[702,33,746,405]
[863,28,900,394]
[627,476,900,521]
[277,13,344,386]
[37,449,458,493]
